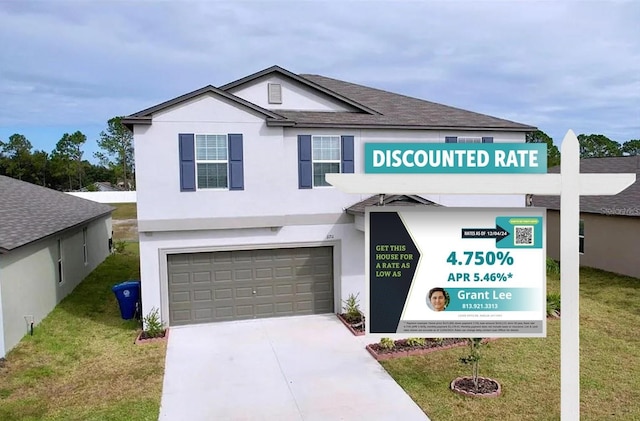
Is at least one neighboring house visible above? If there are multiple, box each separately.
[533,156,640,279]
[122,65,536,327]
[78,181,124,192]
[0,176,114,357]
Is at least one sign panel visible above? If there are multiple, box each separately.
[366,207,546,338]
[364,143,547,173]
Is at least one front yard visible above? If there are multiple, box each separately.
[382,268,640,420]
[1,241,638,420]
[0,243,165,421]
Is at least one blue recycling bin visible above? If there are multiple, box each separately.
[112,280,141,320]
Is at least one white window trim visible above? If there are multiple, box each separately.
[312,135,341,188]
[195,134,229,191]
[83,227,88,266]
[57,238,65,285]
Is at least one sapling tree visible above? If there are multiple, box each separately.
[459,338,486,390]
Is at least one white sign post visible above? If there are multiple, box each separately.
[327,130,635,420]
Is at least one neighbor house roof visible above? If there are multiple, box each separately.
[0,176,114,252]
[533,156,640,217]
[123,65,536,132]
[346,194,442,216]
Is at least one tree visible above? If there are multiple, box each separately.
[52,131,86,190]
[31,150,49,186]
[526,130,561,167]
[1,133,33,180]
[577,134,622,158]
[95,116,134,190]
[621,139,640,156]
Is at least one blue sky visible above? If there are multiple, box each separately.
[1,1,638,164]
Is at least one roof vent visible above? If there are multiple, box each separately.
[268,83,282,104]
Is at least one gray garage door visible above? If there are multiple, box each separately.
[167,247,334,325]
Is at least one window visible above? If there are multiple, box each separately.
[57,239,64,284]
[83,227,88,265]
[312,135,341,187]
[196,134,228,189]
[457,137,482,143]
[579,219,584,254]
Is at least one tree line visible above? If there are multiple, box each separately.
[0,117,134,191]
[526,130,639,167]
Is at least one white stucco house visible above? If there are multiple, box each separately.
[0,176,113,357]
[122,65,536,327]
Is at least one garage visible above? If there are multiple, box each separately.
[167,246,334,325]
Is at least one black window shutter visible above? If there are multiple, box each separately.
[341,135,354,173]
[445,136,457,143]
[228,134,244,190]
[482,137,494,143]
[298,135,312,189]
[179,133,196,191]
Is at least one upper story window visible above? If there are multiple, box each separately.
[196,134,228,189]
[312,135,341,187]
[445,136,493,143]
[457,137,482,143]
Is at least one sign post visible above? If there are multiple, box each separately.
[326,130,635,420]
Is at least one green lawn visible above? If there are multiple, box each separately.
[0,243,165,421]
[108,203,137,220]
[382,268,640,420]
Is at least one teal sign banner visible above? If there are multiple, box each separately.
[364,143,547,173]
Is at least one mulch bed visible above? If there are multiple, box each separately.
[451,376,502,398]
[135,328,169,345]
[337,313,365,336]
[369,338,467,354]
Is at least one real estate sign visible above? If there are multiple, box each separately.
[366,207,546,338]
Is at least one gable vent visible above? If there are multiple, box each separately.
[268,83,282,104]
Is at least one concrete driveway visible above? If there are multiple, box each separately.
[159,314,430,421]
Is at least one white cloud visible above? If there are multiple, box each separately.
[0,0,638,146]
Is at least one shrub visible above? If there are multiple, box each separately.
[406,337,426,347]
[380,337,395,350]
[546,257,560,275]
[114,240,127,254]
[342,293,363,323]
[547,293,561,318]
[143,307,165,338]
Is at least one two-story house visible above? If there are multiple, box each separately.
[122,65,535,328]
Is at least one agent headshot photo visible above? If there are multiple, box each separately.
[428,287,449,312]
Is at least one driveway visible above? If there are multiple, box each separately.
[159,314,430,421]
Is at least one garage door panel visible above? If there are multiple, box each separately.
[234,269,253,281]
[193,289,212,302]
[168,247,334,326]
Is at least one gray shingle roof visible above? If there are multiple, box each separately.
[0,176,114,252]
[123,66,537,132]
[346,194,442,215]
[291,74,536,131]
[532,156,640,217]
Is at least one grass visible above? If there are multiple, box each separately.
[0,243,166,421]
[382,268,640,420]
[108,203,137,220]
[108,203,138,242]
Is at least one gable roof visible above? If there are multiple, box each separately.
[532,156,640,217]
[0,176,114,252]
[121,85,290,129]
[219,65,381,115]
[346,194,442,215]
[122,65,536,132]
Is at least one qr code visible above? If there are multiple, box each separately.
[514,226,534,246]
